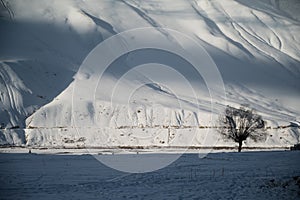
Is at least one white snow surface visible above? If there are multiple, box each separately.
[0,0,299,148]
[0,151,300,199]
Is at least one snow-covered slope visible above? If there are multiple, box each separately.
[0,0,299,148]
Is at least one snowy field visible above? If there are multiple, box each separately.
[1,1,300,198]
[0,151,299,199]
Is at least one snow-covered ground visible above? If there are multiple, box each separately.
[0,151,299,199]
[0,0,299,148]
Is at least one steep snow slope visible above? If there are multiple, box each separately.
[0,0,299,147]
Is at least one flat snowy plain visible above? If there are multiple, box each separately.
[0,151,300,199]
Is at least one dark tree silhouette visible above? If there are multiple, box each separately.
[220,106,266,152]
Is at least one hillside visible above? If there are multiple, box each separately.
[0,0,299,148]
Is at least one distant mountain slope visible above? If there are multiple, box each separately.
[0,0,299,147]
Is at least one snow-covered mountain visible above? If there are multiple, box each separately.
[0,0,299,148]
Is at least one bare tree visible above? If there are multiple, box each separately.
[219,106,266,152]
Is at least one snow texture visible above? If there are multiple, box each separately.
[0,151,299,199]
[0,0,299,148]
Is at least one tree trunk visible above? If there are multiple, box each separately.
[238,140,243,152]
